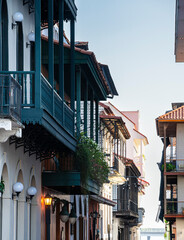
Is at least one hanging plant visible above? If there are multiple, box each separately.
[0,180,5,194]
[76,133,109,186]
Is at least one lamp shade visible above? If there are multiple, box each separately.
[13,182,24,193]
[60,205,69,223]
[27,186,37,197]
[28,31,35,42]
[13,12,24,22]
[44,194,52,206]
[69,206,77,225]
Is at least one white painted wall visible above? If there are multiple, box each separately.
[0,141,41,240]
[7,0,34,71]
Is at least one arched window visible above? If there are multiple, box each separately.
[17,23,23,71]
[0,0,8,70]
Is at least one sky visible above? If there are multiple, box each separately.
[71,0,184,228]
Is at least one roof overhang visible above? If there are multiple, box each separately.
[100,115,130,139]
[90,195,116,207]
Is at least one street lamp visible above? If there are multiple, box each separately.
[90,210,100,240]
[44,194,53,240]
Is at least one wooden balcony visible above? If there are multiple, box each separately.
[0,71,76,154]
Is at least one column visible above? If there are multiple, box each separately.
[34,0,41,108]
[90,90,94,139]
[76,66,81,137]
[48,0,54,115]
[84,80,88,136]
[95,99,99,143]
[59,0,64,124]
[70,18,75,111]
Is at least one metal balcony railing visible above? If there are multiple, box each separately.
[0,71,74,136]
[165,159,184,172]
[0,74,22,122]
[113,199,138,214]
[113,154,125,176]
[166,200,184,215]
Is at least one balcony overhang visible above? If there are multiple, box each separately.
[114,210,139,219]
[100,115,130,139]
[90,195,116,207]
[42,171,100,195]
[22,108,76,152]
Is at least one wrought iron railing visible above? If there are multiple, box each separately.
[166,200,184,215]
[0,74,22,122]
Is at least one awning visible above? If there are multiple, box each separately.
[90,195,116,207]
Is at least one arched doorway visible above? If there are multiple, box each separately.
[0,0,8,70]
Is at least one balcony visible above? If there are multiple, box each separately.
[109,155,126,184]
[164,159,184,174]
[165,200,184,217]
[0,71,76,152]
[0,74,23,142]
[42,155,100,195]
[0,74,22,122]
[113,199,138,218]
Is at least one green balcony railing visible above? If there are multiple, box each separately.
[0,71,74,136]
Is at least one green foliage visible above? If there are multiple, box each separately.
[161,163,175,172]
[76,133,109,186]
[0,180,5,193]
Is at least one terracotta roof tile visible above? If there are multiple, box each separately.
[158,105,184,121]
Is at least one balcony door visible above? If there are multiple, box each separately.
[0,0,8,70]
[16,23,23,71]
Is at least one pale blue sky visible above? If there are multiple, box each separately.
[72,0,183,228]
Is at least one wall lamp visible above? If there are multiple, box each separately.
[12,12,24,29]
[52,197,77,224]
[26,186,37,202]
[12,182,24,199]
[26,31,35,48]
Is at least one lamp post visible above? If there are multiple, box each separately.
[44,194,52,240]
[90,210,100,240]
[26,187,37,240]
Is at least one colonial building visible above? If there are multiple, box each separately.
[156,103,184,240]
[0,0,118,240]
[98,102,149,240]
